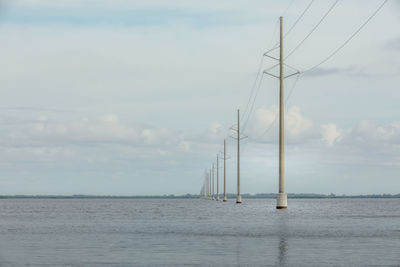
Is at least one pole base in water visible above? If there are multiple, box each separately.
[276,193,287,209]
[212,196,214,200]
[236,195,242,204]
[216,196,220,201]
[223,196,227,202]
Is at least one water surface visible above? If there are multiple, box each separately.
[0,198,399,266]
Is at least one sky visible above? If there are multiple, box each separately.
[0,0,399,195]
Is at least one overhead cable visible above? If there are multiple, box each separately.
[284,0,315,38]
[302,0,389,74]
[242,74,265,133]
[285,0,339,60]
[269,0,316,52]
[256,73,301,139]
[241,56,264,122]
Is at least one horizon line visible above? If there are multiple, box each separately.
[1,193,399,199]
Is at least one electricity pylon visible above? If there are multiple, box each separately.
[223,139,228,202]
[212,163,215,200]
[230,109,247,204]
[216,154,220,201]
[263,17,299,209]
[209,168,212,199]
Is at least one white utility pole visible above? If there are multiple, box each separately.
[264,17,299,209]
[216,154,220,201]
[223,139,227,202]
[205,172,209,198]
[209,168,212,199]
[202,174,206,198]
[230,110,247,204]
[277,16,287,209]
[212,163,215,200]
[236,110,241,203]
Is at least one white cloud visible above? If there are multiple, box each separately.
[100,114,119,123]
[321,123,341,147]
[314,120,400,168]
[351,120,400,144]
[286,106,314,141]
[247,105,315,143]
[0,113,191,154]
[1,108,400,195]
[208,122,223,134]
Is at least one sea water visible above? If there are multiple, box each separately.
[0,198,399,266]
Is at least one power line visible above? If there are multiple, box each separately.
[242,0,315,125]
[269,0,316,52]
[242,74,265,133]
[285,73,301,108]
[302,0,389,74]
[254,0,389,139]
[267,18,281,50]
[241,62,281,133]
[241,56,264,122]
[284,0,315,38]
[254,73,301,139]
[205,1,389,199]
[282,0,296,18]
[285,0,339,60]
[241,18,280,122]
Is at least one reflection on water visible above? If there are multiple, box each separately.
[278,237,288,266]
[235,237,241,265]
[276,210,289,266]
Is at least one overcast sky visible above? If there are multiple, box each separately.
[0,0,399,195]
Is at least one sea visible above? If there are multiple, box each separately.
[0,198,399,266]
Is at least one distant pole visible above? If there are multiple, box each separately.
[236,109,242,204]
[212,164,215,200]
[223,139,227,202]
[209,168,212,199]
[216,154,220,201]
[206,173,209,198]
[277,16,287,209]
[203,181,206,198]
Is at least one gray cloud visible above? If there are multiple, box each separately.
[305,66,373,77]
[385,37,400,51]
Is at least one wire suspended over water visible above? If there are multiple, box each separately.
[252,73,301,140]
[242,0,316,126]
[285,0,339,60]
[241,74,265,134]
[241,0,388,141]
[241,62,282,134]
[301,0,389,74]
[241,0,315,133]
[241,18,281,123]
[282,0,296,18]
[269,0,316,52]
[284,0,315,38]
[241,56,264,122]
[247,0,388,141]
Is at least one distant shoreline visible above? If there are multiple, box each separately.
[1,193,399,199]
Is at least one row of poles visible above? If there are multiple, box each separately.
[201,139,228,202]
[200,17,288,209]
[200,110,244,203]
